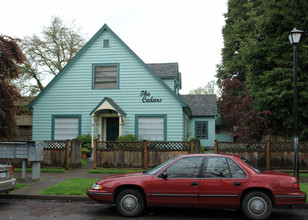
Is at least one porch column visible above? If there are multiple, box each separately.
[91,116,94,148]
[119,116,122,137]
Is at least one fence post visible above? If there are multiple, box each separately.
[266,140,270,170]
[143,140,147,170]
[190,140,194,154]
[65,140,70,170]
[214,140,218,154]
[94,140,97,169]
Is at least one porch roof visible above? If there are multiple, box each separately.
[90,97,126,117]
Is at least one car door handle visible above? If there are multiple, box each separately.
[191,182,198,186]
[234,182,242,186]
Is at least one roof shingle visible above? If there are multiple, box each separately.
[180,94,217,116]
[146,63,178,78]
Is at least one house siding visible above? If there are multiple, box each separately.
[189,117,216,148]
[162,79,175,91]
[32,29,184,141]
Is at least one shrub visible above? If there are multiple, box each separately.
[116,134,139,142]
[78,134,92,157]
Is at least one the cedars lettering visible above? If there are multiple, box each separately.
[140,90,162,103]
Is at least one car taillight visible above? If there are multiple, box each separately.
[292,182,300,189]
[10,166,14,174]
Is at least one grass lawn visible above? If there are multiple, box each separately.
[299,173,308,178]
[39,178,97,196]
[300,183,308,202]
[14,183,28,191]
[89,168,144,174]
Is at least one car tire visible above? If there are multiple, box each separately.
[242,191,272,220]
[116,189,144,217]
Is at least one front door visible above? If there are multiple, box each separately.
[106,117,119,141]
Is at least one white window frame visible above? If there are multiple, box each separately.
[135,115,167,141]
[52,115,81,140]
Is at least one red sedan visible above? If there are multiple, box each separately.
[87,154,306,219]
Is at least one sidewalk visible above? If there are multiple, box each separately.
[3,161,103,201]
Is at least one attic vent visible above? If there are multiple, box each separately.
[103,39,110,48]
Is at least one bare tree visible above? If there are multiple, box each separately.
[16,16,86,95]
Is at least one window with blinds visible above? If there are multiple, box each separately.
[54,117,79,140]
[137,117,165,141]
[103,39,110,48]
[94,65,118,89]
[196,121,207,139]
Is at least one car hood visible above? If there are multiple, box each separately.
[97,171,146,182]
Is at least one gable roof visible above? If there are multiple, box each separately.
[90,97,126,116]
[146,63,178,78]
[179,94,218,117]
[29,24,188,109]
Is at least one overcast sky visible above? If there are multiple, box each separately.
[1,0,228,94]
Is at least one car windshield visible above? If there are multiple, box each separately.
[240,157,263,173]
[144,156,179,175]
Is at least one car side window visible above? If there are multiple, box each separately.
[162,157,203,178]
[203,157,247,179]
[227,158,247,178]
[203,157,231,178]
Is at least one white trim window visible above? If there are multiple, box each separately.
[94,65,118,89]
[137,117,165,141]
[54,117,79,140]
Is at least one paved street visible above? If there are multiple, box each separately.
[0,198,307,220]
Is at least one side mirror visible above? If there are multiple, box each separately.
[160,171,168,179]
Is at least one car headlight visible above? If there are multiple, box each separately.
[92,183,102,190]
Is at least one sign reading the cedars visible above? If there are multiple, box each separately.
[140,90,162,103]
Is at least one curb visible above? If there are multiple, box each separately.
[1,194,97,203]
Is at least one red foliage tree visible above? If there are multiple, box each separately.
[217,78,271,141]
[0,35,25,140]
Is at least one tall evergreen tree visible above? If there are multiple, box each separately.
[217,0,308,139]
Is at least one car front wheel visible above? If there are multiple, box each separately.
[242,191,272,220]
[116,189,144,217]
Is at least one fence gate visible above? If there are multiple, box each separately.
[70,139,81,168]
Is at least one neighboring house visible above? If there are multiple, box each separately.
[215,113,234,143]
[29,24,218,147]
[16,97,33,141]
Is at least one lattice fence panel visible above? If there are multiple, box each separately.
[148,141,190,151]
[270,142,293,151]
[97,141,142,151]
[43,141,66,150]
[218,142,266,152]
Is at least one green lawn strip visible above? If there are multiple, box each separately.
[15,168,66,173]
[14,183,28,191]
[299,173,308,178]
[89,169,144,174]
[300,183,308,202]
[39,178,97,196]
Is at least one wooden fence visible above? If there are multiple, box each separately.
[215,141,308,171]
[42,139,81,169]
[1,139,82,169]
[93,140,200,169]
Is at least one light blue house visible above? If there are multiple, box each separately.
[29,24,218,148]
